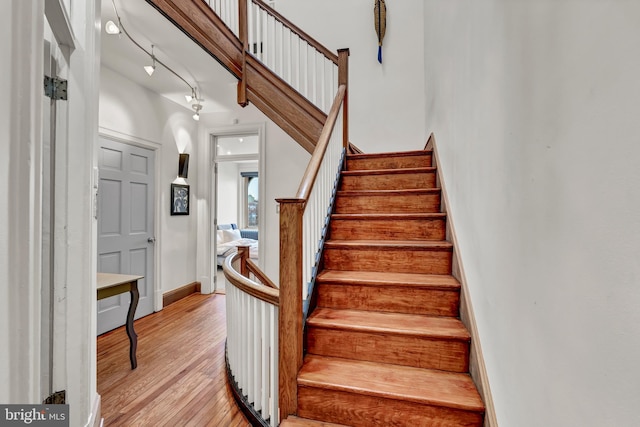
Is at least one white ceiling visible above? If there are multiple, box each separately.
[100,0,238,114]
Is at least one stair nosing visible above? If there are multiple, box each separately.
[316,271,461,290]
[336,188,441,196]
[298,355,485,413]
[331,213,446,220]
[341,167,436,176]
[324,240,453,251]
[307,308,470,341]
[347,150,432,159]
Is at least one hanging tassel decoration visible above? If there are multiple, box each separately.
[374,0,387,63]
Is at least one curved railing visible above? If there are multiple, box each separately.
[224,82,347,424]
[223,247,280,426]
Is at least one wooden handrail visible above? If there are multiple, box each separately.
[295,84,346,201]
[251,0,339,64]
[246,258,279,289]
[223,252,279,306]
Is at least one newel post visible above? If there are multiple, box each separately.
[238,0,249,106]
[237,245,250,277]
[338,48,350,150]
[277,198,305,420]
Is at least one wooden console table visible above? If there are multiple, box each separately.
[97,273,143,369]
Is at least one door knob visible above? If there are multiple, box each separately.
[147,237,156,243]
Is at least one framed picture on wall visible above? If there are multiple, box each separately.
[171,183,189,215]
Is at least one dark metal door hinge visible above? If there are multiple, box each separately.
[43,390,66,404]
[44,76,68,100]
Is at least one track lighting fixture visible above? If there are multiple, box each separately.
[106,0,204,115]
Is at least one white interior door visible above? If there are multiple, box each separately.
[97,138,155,335]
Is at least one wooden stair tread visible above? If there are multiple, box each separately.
[298,355,485,412]
[317,270,460,289]
[331,212,446,220]
[307,308,470,341]
[341,167,436,176]
[325,240,453,250]
[337,188,440,196]
[347,150,432,160]
[280,416,348,427]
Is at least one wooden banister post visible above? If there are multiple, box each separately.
[277,198,305,420]
[338,48,350,150]
[237,245,250,277]
[238,0,249,107]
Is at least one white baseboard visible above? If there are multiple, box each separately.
[85,393,102,427]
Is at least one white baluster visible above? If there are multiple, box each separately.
[270,305,279,425]
[260,301,268,413]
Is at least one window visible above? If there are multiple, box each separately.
[241,172,258,229]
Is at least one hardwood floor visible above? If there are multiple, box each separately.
[97,293,249,426]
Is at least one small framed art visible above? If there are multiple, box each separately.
[171,183,189,215]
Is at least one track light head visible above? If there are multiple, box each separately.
[144,46,156,77]
[105,20,120,35]
[192,101,203,121]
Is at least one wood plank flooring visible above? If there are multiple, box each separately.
[97,293,249,426]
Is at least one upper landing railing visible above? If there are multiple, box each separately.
[207,0,338,115]
[145,0,345,152]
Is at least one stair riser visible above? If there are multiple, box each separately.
[316,283,459,317]
[329,218,446,241]
[323,248,452,274]
[306,329,469,372]
[334,193,441,214]
[297,387,484,427]
[347,155,432,171]
[340,171,436,191]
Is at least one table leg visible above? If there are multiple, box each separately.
[126,282,139,369]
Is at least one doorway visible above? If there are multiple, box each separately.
[211,124,265,292]
[97,137,156,334]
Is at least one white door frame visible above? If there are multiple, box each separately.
[98,127,164,312]
[197,123,266,294]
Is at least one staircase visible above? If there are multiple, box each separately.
[281,149,485,426]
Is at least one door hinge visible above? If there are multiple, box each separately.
[43,390,66,404]
[44,76,68,100]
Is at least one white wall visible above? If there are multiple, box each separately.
[424,1,640,426]
[100,66,200,295]
[276,0,427,153]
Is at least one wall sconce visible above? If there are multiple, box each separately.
[178,153,190,179]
